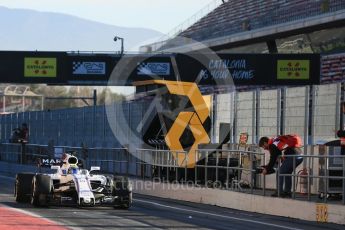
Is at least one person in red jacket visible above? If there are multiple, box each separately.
[259,134,303,197]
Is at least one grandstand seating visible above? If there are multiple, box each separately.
[180,0,345,42]
[321,53,345,83]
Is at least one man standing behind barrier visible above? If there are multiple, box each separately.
[19,123,29,143]
[336,102,345,155]
[258,134,303,197]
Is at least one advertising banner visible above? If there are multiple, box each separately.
[0,51,320,86]
[175,53,320,85]
[24,57,57,77]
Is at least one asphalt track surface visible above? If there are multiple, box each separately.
[0,174,343,230]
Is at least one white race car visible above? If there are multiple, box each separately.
[14,154,132,209]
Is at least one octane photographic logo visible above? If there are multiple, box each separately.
[105,36,235,167]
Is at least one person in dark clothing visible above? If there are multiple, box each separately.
[9,123,29,143]
[259,135,303,197]
[337,102,345,155]
[19,123,29,143]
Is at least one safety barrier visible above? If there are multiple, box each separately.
[1,143,344,204]
[135,148,267,194]
[0,143,49,164]
[0,143,129,175]
[278,154,345,205]
[52,146,129,175]
[194,149,265,194]
[136,147,345,205]
[135,149,188,181]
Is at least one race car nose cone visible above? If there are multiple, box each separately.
[84,197,91,203]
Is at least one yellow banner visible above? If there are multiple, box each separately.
[316,203,328,223]
[277,60,310,80]
[24,58,57,77]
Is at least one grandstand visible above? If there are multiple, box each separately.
[179,0,345,42]
[321,53,345,83]
[147,1,345,50]
[144,0,345,83]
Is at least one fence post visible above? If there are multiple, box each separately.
[281,87,286,135]
[304,86,310,154]
[205,151,208,187]
[343,156,345,205]
[256,89,260,144]
[292,155,296,199]
[250,152,253,194]
[185,151,188,182]
[252,90,257,144]
[126,148,129,177]
[195,149,197,185]
[233,92,238,143]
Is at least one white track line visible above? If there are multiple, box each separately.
[134,198,303,230]
[0,175,15,181]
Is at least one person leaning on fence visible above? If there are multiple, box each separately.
[258,134,303,198]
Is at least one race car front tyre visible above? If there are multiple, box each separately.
[112,176,132,209]
[121,192,133,209]
[113,192,132,209]
[31,174,51,207]
[15,173,35,203]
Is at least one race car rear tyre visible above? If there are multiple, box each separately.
[31,174,51,207]
[15,173,35,203]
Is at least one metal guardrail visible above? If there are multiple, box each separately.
[0,143,129,176]
[0,143,49,164]
[278,154,345,205]
[194,149,265,194]
[135,149,188,181]
[1,143,344,204]
[132,147,345,205]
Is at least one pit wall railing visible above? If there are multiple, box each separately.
[0,143,130,175]
[136,147,345,205]
[0,143,344,204]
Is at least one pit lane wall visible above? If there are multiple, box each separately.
[133,179,345,225]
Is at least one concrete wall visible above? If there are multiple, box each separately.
[133,179,345,225]
[259,89,279,138]
[284,86,307,141]
[213,83,342,146]
[313,83,338,143]
[236,91,255,144]
[214,93,234,143]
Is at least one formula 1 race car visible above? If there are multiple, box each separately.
[14,154,132,209]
